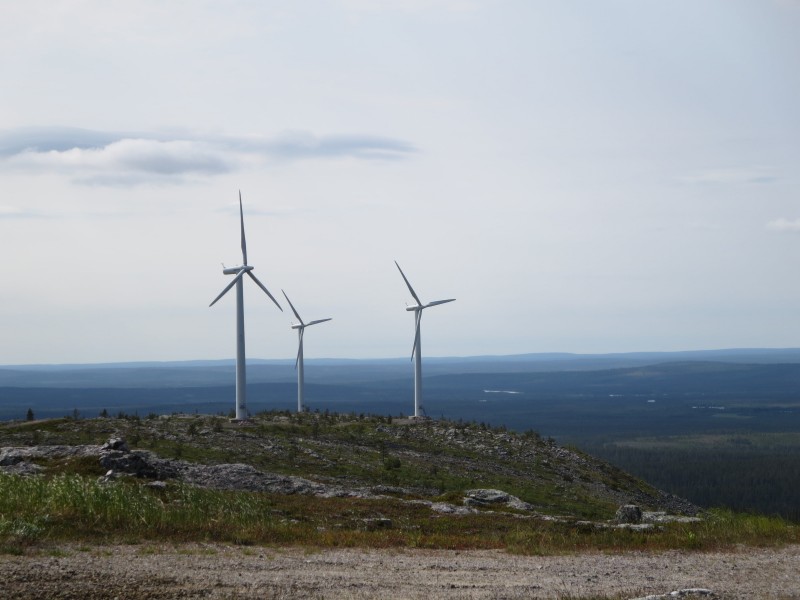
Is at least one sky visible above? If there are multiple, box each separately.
[1,0,800,365]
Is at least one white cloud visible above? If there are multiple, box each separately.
[0,128,415,186]
[766,217,800,232]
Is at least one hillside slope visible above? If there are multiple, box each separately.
[0,411,696,520]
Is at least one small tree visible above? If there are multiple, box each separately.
[26,408,34,421]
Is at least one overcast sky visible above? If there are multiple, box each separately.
[1,0,799,365]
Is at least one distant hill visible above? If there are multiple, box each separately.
[4,347,800,388]
[3,349,800,435]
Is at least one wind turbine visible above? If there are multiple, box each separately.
[282,290,332,412]
[395,261,455,419]
[209,191,282,421]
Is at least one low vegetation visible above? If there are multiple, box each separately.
[1,412,798,554]
[1,472,796,555]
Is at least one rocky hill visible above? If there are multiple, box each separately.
[0,410,696,522]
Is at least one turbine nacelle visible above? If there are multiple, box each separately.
[223,266,252,275]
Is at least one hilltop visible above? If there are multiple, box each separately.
[1,411,695,522]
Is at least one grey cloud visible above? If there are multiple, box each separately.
[111,141,231,176]
[0,126,128,156]
[232,131,416,160]
[0,127,415,186]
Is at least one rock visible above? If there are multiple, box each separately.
[463,489,534,511]
[464,489,511,505]
[643,511,703,524]
[631,589,716,600]
[615,504,642,524]
[101,437,129,452]
[0,445,103,463]
[0,448,23,466]
[416,501,478,515]
[0,461,43,476]
[99,450,179,480]
[614,523,654,531]
[182,463,329,495]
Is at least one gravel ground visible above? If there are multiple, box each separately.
[1,543,799,599]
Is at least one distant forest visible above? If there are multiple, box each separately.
[583,440,800,521]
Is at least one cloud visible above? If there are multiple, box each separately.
[678,167,778,185]
[240,131,415,161]
[766,218,800,232]
[0,127,415,186]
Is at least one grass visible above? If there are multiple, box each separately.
[0,472,797,554]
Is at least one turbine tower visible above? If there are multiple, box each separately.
[210,191,282,421]
[282,290,332,413]
[395,261,455,418]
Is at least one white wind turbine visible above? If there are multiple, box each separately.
[395,261,455,418]
[209,191,282,421]
[282,290,332,413]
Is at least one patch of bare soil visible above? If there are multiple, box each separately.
[1,544,799,599]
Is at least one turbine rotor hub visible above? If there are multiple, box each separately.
[222,265,253,275]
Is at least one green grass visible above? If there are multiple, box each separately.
[1,472,797,554]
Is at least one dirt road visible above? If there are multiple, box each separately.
[2,543,799,599]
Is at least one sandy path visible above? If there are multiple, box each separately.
[1,544,799,599]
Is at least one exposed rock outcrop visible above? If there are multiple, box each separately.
[615,503,643,524]
[463,488,534,511]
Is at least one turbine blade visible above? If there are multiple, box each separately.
[307,318,332,327]
[247,271,283,311]
[239,191,248,265]
[282,289,304,325]
[209,268,247,307]
[411,310,421,361]
[395,261,422,306]
[425,298,456,308]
